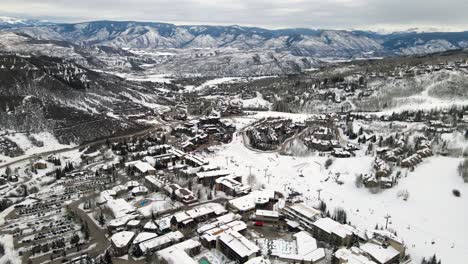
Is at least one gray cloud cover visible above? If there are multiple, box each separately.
[1,0,467,30]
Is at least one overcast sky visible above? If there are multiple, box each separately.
[1,0,467,31]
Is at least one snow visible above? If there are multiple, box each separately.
[245,257,271,264]
[156,239,201,264]
[133,232,158,244]
[111,231,135,248]
[0,131,75,164]
[218,230,259,258]
[203,114,468,263]
[105,198,136,218]
[0,234,20,264]
[360,242,400,264]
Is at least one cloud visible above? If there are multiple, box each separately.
[0,0,467,30]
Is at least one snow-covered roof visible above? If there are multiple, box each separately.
[196,169,231,179]
[106,198,136,218]
[229,190,275,212]
[139,231,184,253]
[334,247,377,264]
[360,242,400,264]
[255,210,279,218]
[133,232,158,244]
[245,257,271,264]
[131,186,148,195]
[156,239,201,264]
[111,231,135,248]
[201,220,248,242]
[197,212,241,234]
[127,219,141,227]
[133,161,156,173]
[218,230,260,258]
[312,217,354,238]
[288,203,321,219]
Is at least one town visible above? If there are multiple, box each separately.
[1,48,467,264]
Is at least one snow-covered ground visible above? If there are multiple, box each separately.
[202,114,468,263]
[0,131,75,165]
[237,92,272,110]
[0,234,20,264]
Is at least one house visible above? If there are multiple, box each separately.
[311,217,355,247]
[138,231,184,255]
[332,148,351,158]
[132,232,158,246]
[156,239,201,264]
[143,221,159,232]
[126,219,142,230]
[111,231,135,256]
[34,160,48,170]
[401,154,423,168]
[155,215,173,234]
[217,229,260,263]
[130,186,149,196]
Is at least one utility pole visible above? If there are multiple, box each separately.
[247,165,253,177]
[264,168,270,184]
[384,214,392,229]
[317,188,322,200]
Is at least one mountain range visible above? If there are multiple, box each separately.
[1,17,467,58]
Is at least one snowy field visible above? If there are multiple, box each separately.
[201,113,468,263]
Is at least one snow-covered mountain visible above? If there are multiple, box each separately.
[5,20,467,58]
[0,16,54,28]
[9,21,385,58]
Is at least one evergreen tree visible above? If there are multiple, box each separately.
[99,213,105,226]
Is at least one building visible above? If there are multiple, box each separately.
[164,183,198,204]
[218,229,260,263]
[252,210,280,223]
[156,239,202,264]
[110,231,135,256]
[311,217,355,247]
[272,231,326,264]
[133,161,156,176]
[333,247,377,264]
[138,231,185,255]
[196,169,231,185]
[229,190,278,213]
[282,203,322,230]
[360,242,400,264]
[144,175,168,192]
[171,203,227,230]
[34,160,48,169]
[199,219,247,248]
[215,176,251,197]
